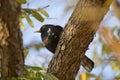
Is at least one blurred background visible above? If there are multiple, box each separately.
[21,0,120,80]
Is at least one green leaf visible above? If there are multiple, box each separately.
[115,74,120,79]
[86,73,96,78]
[23,48,29,58]
[32,10,44,22]
[25,68,30,77]
[41,73,58,80]
[36,72,42,78]
[25,65,42,71]
[24,12,34,27]
[102,44,112,54]
[33,43,44,50]
[18,78,29,80]
[111,26,117,33]
[25,77,42,80]
[117,28,120,39]
[30,66,42,71]
[23,8,32,14]
[29,70,35,77]
[98,35,103,43]
[14,1,19,8]
[39,9,49,17]
[16,0,26,4]
[110,62,120,71]
[19,18,26,30]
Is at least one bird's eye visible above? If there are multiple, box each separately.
[42,26,45,29]
[41,26,45,31]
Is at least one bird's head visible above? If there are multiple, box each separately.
[34,24,52,34]
[34,24,63,53]
[34,24,63,35]
[34,24,60,41]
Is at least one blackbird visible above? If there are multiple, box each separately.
[35,24,94,72]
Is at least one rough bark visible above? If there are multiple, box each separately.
[47,0,113,80]
[0,0,24,77]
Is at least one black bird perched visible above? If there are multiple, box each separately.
[35,24,94,72]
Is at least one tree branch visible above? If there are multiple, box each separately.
[47,0,113,80]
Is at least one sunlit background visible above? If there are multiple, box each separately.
[21,0,120,80]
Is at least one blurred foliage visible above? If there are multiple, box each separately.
[23,43,44,59]
[79,26,120,80]
[79,72,98,80]
[24,65,58,80]
[100,27,120,58]
[110,61,120,71]
[32,43,44,51]
[15,0,49,30]
[21,7,49,29]
[24,48,29,58]
[116,74,120,79]
[20,7,49,29]
[24,43,44,50]
[0,65,58,80]
[16,0,26,4]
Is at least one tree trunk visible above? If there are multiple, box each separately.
[47,0,113,80]
[0,0,24,77]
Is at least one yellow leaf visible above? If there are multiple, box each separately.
[79,72,86,80]
[19,18,26,30]
[24,12,34,27]
[16,0,26,4]
[39,9,49,17]
[32,10,44,22]
[110,61,120,71]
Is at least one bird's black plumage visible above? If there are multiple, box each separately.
[35,24,94,72]
[40,24,63,53]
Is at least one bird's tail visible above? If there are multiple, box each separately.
[80,55,94,72]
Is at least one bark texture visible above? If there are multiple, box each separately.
[0,0,24,77]
[47,0,113,80]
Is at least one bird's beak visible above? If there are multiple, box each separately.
[34,30,41,33]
